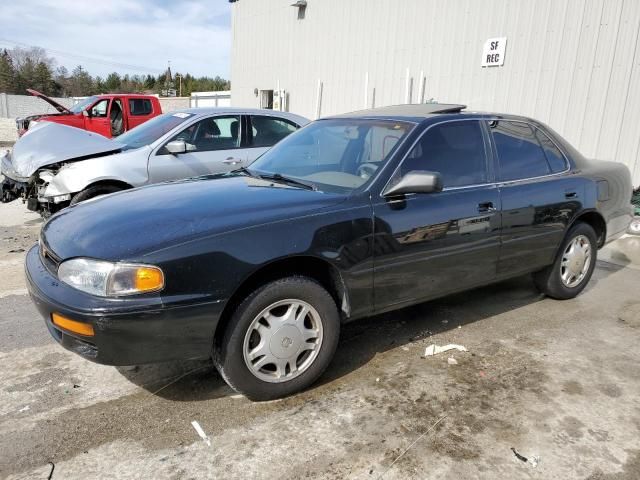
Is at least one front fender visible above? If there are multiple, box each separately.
[42,148,151,196]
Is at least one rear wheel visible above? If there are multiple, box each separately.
[533,222,597,299]
[70,184,126,205]
[213,276,340,401]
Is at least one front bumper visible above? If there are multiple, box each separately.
[25,245,225,365]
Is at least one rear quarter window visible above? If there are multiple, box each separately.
[534,127,568,173]
[129,99,153,116]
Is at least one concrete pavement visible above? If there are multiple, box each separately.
[1,200,640,479]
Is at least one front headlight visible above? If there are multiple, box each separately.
[58,258,164,297]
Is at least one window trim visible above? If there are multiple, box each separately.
[380,117,493,197]
[486,119,571,185]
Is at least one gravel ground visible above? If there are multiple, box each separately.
[1,200,640,479]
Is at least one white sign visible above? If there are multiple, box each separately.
[481,37,507,67]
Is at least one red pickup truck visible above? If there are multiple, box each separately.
[17,89,162,138]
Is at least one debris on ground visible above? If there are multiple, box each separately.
[447,357,458,365]
[423,344,468,357]
[511,447,539,468]
[191,420,211,447]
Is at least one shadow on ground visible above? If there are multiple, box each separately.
[117,273,568,402]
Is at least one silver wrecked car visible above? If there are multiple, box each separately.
[0,108,309,217]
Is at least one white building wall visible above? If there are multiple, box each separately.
[230,0,640,186]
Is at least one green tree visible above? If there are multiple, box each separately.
[54,66,70,96]
[68,65,94,97]
[143,74,156,91]
[104,72,121,92]
[32,62,55,95]
[0,49,17,93]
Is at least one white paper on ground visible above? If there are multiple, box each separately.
[423,344,468,357]
[191,420,211,446]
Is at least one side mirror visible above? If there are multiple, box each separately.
[165,140,188,155]
[82,109,91,118]
[383,170,443,197]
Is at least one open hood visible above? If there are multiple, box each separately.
[27,89,72,114]
[6,122,123,178]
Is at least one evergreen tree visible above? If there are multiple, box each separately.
[0,49,16,93]
[33,62,55,95]
[104,72,122,92]
[68,65,94,97]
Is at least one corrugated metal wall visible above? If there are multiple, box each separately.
[231,0,640,186]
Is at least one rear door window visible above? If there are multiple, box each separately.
[490,121,551,181]
[129,99,153,116]
[401,120,489,188]
[250,116,299,147]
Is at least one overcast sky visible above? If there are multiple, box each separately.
[0,0,232,78]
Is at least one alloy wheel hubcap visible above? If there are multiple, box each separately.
[560,235,592,288]
[243,299,323,383]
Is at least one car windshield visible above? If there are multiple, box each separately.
[115,112,195,151]
[69,96,98,114]
[248,119,414,193]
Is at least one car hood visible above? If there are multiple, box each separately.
[5,122,123,178]
[42,174,348,261]
[27,88,72,114]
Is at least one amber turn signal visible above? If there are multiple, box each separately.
[51,313,95,337]
[134,267,164,292]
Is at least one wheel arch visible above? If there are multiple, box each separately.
[213,255,349,344]
[570,209,607,247]
[81,178,134,192]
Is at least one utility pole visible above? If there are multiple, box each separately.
[176,74,182,97]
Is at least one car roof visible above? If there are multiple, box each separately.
[168,107,310,125]
[328,103,467,122]
[95,94,157,98]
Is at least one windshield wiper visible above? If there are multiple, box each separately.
[230,166,257,177]
[257,173,317,191]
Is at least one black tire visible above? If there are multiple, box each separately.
[70,184,125,205]
[533,222,598,300]
[213,276,340,401]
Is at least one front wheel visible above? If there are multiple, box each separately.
[533,222,597,299]
[213,276,340,401]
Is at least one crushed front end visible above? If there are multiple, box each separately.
[0,149,67,217]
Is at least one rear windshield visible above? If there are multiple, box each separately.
[116,112,194,151]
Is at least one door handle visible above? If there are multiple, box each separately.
[477,202,497,213]
[223,157,242,165]
[565,191,577,199]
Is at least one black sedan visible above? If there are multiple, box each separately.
[26,104,634,400]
